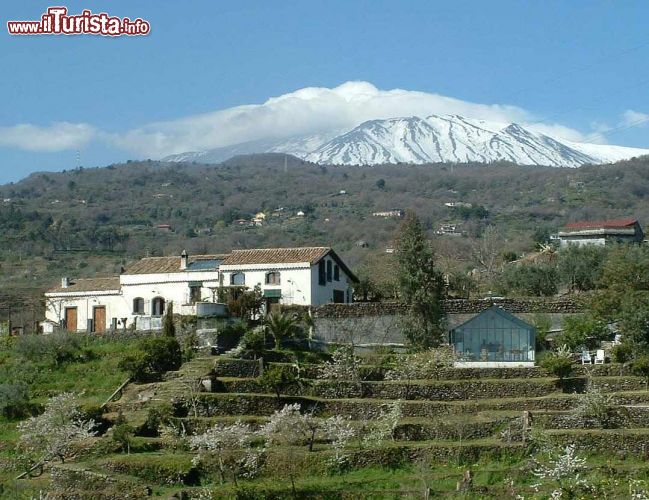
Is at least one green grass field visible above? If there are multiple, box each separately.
[3,336,649,498]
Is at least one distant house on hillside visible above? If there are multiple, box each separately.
[449,306,536,367]
[43,247,358,334]
[372,209,403,219]
[558,218,644,247]
[154,224,172,232]
[444,202,472,208]
[436,224,463,236]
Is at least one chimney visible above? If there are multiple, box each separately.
[180,250,188,270]
[61,277,70,289]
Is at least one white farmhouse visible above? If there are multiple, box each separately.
[557,218,644,247]
[44,247,357,333]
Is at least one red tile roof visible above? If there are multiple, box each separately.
[47,277,120,294]
[123,254,228,274]
[221,247,359,282]
[221,247,331,266]
[563,218,638,231]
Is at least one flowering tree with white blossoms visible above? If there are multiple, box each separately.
[260,403,324,452]
[317,345,362,381]
[532,443,590,496]
[189,421,261,485]
[323,414,356,466]
[17,392,96,472]
[362,400,403,446]
[261,403,356,469]
[385,346,456,381]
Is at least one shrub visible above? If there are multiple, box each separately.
[119,336,182,381]
[632,356,649,389]
[218,320,249,351]
[555,315,608,351]
[238,329,267,359]
[258,366,298,400]
[139,404,173,437]
[612,342,634,364]
[0,382,31,419]
[13,332,89,367]
[541,355,574,380]
[572,381,626,429]
[181,330,199,362]
[112,413,135,454]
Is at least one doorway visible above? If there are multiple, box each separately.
[64,307,77,331]
[93,306,106,333]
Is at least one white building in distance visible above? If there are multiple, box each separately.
[44,247,357,333]
[558,218,644,247]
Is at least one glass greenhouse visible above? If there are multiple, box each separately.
[449,306,536,364]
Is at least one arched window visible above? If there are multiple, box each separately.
[133,297,144,314]
[265,271,281,285]
[326,260,333,282]
[230,272,245,286]
[152,297,165,316]
[333,264,340,281]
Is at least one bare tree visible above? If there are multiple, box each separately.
[471,226,504,285]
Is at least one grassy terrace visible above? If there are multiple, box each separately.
[4,343,649,498]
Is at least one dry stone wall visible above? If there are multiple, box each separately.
[311,299,583,346]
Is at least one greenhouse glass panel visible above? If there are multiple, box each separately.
[449,306,536,364]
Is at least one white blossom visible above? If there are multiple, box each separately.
[260,403,322,451]
[17,392,95,465]
[318,345,361,381]
[533,444,587,483]
[323,414,355,465]
[363,400,403,445]
[630,479,649,500]
[385,347,456,381]
[189,421,261,483]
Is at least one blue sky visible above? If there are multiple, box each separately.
[1,0,649,182]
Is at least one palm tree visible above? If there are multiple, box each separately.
[264,312,299,350]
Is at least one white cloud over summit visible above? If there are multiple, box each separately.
[0,81,617,157]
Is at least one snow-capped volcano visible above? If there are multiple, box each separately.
[163,114,649,168]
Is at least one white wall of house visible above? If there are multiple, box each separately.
[44,252,356,331]
[559,237,606,248]
[219,263,314,305]
[44,291,127,332]
[219,257,354,306]
[120,271,221,321]
[310,256,353,305]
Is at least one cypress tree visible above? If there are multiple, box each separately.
[162,302,176,337]
[396,212,446,348]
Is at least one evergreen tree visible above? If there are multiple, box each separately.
[396,213,446,348]
[163,302,176,337]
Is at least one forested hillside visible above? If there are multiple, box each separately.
[1,154,649,324]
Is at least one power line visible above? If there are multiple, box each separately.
[593,115,649,138]
[527,77,649,127]
[503,38,649,103]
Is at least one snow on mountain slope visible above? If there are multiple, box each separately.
[163,131,342,164]
[305,116,597,167]
[563,140,649,164]
[163,114,649,168]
